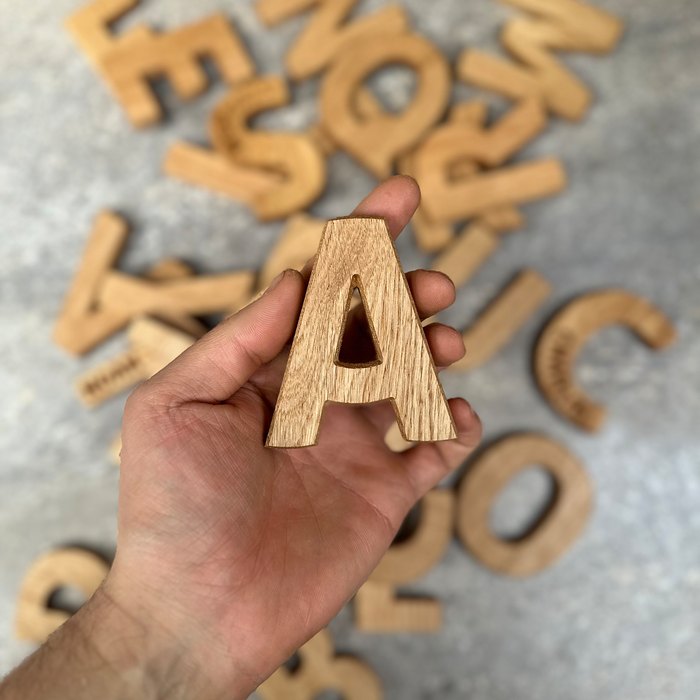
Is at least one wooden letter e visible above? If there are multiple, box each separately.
[266,217,457,448]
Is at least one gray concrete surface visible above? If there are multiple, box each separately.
[1,0,699,697]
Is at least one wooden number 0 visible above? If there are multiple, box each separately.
[456,434,592,576]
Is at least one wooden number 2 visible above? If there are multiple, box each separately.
[257,629,383,700]
[15,548,110,643]
[320,33,451,179]
[355,489,455,632]
[266,217,456,448]
[534,290,676,431]
[456,434,592,576]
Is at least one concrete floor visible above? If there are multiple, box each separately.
[1,0,700,698]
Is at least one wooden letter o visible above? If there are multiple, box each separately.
[319,33,451,179]
[456,434,592,576]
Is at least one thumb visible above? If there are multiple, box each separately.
[143,269,305,405]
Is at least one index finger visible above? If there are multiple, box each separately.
[300,174,421,280]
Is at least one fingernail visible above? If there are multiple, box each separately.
[265,270,287,294]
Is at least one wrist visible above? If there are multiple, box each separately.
[75,572,256,700]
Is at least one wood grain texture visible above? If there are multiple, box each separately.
[53,211,131,356]
[456,434,592,576]
[15,548,110,643]
[257,628,383,700]
[256,0,410,81]
[209,77,327,220]
[457,0,623,120]
[100,14,256,127]
[452,270,551,371]
[164,141,282,206]
[100,270,255,317]
[65,0,151,70]
[267,217,456,448]
[422,158,566,223]
[258,213,326,290]
[320,33,451,179]
[355,490,454,632]
[534,290,676,431]
[431,222,499,289]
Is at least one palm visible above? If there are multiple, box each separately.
[120,362,414,653]
[113,177,481,689]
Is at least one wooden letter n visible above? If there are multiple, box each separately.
[266,217,456,448]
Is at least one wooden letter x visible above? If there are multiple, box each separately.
[267,217,456,448]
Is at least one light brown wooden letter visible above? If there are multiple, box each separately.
[101,14,255,127]
[15,548,110,643]
[456,434,592,576]
[256,0,409,80]
[534,289,676,431]
[209,77,327,220]
[457,0,624,120]
[355,489,455,632]
[320,33,451,179]
[267,217,456,448]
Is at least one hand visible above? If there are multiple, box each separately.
[2,177,481,700]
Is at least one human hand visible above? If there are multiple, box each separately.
[88,177,481,698]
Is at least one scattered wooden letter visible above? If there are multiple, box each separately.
[355,490,454,632]
[456,434,592,576]
[100,14,256,127]
[416,98,561,223]
[422,158,566,223]
[53,211,131,356]
[209,77,327,220]
[267,217,456,448]
[320,33,451,179]
[65,0,152,70]
[255,0,410,81]
[163,141,282,206]
[431,222,500,289]
[257,628,383,700]
[452,270,552,371]
[75,317,197,408]
[99,269,255,318]
[534,289,676,431]
[258,213,327,291]
[457,0,624,120]
[15,548,110,643]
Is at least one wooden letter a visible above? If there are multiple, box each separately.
[266,217,456,449]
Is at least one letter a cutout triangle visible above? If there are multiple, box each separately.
[266,216,457,448]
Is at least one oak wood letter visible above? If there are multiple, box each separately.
[267,217,456,448]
